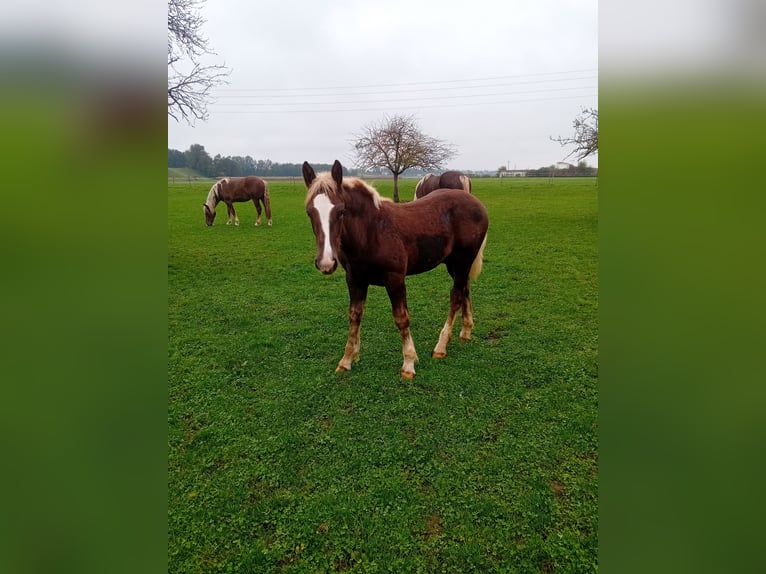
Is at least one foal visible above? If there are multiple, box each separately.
[304,160,488,379]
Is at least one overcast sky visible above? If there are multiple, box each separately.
[168,0,598,171]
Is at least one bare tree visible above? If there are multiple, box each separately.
[352,115,456,202]
[552,107,598,161]
[168,0,230,124]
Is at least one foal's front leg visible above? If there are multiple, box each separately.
[225,202,239,225]
[336,282,368,373]
[386,279,418,379]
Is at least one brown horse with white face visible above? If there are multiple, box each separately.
[303,160,488,379]
[203,176,272,226]
[414,170,472,200]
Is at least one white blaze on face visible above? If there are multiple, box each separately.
[312,194,335,269]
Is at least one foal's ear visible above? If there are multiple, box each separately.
[302,161,316,187]
[331,160,343,187]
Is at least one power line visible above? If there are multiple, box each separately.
[213,68,598,93]
[215,74,598,99]
[211,85,596,107]
[208,92,598,114]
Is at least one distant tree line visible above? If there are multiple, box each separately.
[169,144,318,177]
[169,144,443,178]
[169,144,375,178]
[169,144,598,179]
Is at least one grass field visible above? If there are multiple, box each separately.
[168,176,598,573]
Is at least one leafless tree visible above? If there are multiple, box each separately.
[168,0,230,124]
[351,115,456,202]
[552,107,598,161]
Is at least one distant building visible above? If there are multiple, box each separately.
[499,170,526,178]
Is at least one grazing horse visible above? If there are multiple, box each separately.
[303,160,488,379]
[414,170,472,200]
[203,176,272,226]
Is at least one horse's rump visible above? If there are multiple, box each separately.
[414,171,471,200]
[437,171,471,193]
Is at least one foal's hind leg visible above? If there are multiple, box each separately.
[433,268,472,358]
[253,198,263,226]
[433,285,463,358]
[459,292,474,341]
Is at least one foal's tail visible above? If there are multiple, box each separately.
[469,234,487,281]
[263,182,272,220]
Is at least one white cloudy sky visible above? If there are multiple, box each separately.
[168,0,598,170]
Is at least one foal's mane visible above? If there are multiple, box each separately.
[305,172,388,209]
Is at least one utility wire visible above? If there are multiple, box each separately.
[212,85,596,107]
[215,75,598,98]
[214,68,598,93]
[209,92,598,114]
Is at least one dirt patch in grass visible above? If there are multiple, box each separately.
[424,514,443,541]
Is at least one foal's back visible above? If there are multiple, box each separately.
[378,189,488,275]
[393,189,486,231]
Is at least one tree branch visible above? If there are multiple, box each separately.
[167,0,231,124]
[552,107,598,161]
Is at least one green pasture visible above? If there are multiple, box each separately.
[168,177,598,573]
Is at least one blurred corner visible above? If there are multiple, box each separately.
[600,2,766,573]
[0,4,167,574]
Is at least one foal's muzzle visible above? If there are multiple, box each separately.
[315,258,338,274]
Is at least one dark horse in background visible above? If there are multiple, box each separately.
[303,160,488,379]
[414,170,472,200]
[203,176,272,226]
